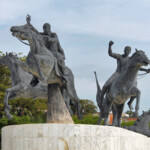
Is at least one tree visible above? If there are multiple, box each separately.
[80,99,97,115]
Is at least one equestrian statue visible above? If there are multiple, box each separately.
[0,53,80,119]
[124,111,150,137]
[10,15,82,123]
[95,41,150,126]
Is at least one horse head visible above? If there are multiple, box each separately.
[10,23,45,50]
[130,49,150,67]
[10,23,35,42]
[0,53,7,65]
[0,52,18,66]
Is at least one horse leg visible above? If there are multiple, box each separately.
[100,85,108,106]
[65,68,83,120]
[117,103,125,127]
[14,61,21,83]
[97,116,102,125]
[112,104,118,126]
[4,84,24,119]
[103,95,113,125]
[62,89,73,116]
[127,96,135,110]
[76,100,83,120]
[68,100,74,116]
[131,87,141,117]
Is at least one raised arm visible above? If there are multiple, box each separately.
[26,14,39,34]
[108,41,121,59]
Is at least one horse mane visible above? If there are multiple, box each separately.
[30,29,45,47]
[126,50,145,67]
[130,50,142,59]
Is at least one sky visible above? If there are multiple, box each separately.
[0,0,150,114]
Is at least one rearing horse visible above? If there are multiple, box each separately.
[10,24,60,84]
[0,53,47,119]
[10,23,82,119]
[0,53,82,119]
[95,50,149,126]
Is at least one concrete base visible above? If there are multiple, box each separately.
[2,124,150,150]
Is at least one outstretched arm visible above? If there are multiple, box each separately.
[108,41,121,59]
[140,67,150,73]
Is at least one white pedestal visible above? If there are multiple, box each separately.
[2,124,150,150]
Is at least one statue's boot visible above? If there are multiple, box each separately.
[30,76,39,87]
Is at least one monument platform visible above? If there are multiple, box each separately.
[2,124,150,150]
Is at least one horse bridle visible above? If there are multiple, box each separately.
[16,36,29,46]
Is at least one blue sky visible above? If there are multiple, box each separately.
[1,0,150,114]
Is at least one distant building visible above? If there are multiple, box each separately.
[92,112,137,124]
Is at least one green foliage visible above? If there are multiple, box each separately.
[0,117,8,128]
[9,98,48,117]
[73,115,103,125]
[31,112,46,123]
[80,99,97,115]
[125,110,134,117]
[121,121,135,127]
[8,115,31,125]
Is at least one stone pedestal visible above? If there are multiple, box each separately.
[2,124,150,150]
[47,84,73,124]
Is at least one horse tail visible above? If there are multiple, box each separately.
[94,71,105,124]
[94,71,102,106]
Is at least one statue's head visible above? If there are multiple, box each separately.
[124,46,131,56]
[10,24,32,41]
[43,23,51,35]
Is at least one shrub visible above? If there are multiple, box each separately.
[0,117,8,128]
[121,121,135,127]
[7,115,31,125]
[73,115,104,125]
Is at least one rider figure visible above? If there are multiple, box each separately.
[26,15,67,86]
[99,41,131,104]
[100,41,150,107]
[41,23,66,78]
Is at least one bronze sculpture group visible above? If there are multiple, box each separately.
[3,15,82,123]
[95,42,150,126]
[0,15,150,135]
